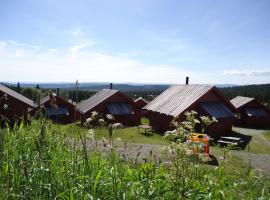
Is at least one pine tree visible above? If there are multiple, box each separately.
[16,82,21,93]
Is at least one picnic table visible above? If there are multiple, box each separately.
[217,136,243,146]
[138,125,152,134]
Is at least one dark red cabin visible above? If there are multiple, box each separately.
[230,96,270,128]
[134,97,148,109]
[0,84,35,124]
[33,93,81,124]
[78,89,140,126]
[144,85,235,137]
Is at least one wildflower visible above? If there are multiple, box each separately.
[194,119,201,124]
[91,111,99,120]
[87,129,95,140]
[98,118,105,125]
[212,117,218,123]
[219,156,224,161]
[86,118,92,123]
[106,114,114,121]
[88,129,95,135]
[112,123,123,129]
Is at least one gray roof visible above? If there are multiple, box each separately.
[230,96,254,109]
[40,96,50,105]
[77,89,118,113]
[144,85,213,117]
[39,93,77,107]
[39,93,56,105]
[134,97,148,104]
[0,84,35,107]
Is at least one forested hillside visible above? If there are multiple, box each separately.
[220,84,270,107]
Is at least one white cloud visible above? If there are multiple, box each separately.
[0,39,196,83]
[69,27,95,53]
[222,69,270,76]
[0,37,269,85]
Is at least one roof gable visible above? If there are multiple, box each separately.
[0,84,35,108]
[144,85,214,117]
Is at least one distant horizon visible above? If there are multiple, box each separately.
[3,81,270,87]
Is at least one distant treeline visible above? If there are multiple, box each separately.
[3,83,270,107]
[4,83,162,103]
[220,84,270,107]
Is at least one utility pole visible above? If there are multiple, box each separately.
[75,80,79,121]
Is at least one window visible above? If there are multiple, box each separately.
[106,103,133,115]
[200,102,234,119]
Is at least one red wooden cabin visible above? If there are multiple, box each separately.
[134,97,148,109]
[33,93,81,124]
[230,96,270,127]
[0,84,35,124]
[78,89,140,126]
[144,85,235,137]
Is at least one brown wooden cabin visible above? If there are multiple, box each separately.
[78,89,140,126]
[143,85,235,137]
[0,84,35,125]
[32,93,81,124]
[230,96,270,128]
[134,97,148,109]
[134,97,149,116]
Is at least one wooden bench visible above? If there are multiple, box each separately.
[217,140,238,146]
[217,136,243,146]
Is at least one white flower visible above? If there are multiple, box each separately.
[106,114,114,121]
[98,118,105,125]
[86,118,92,123]
[112,123,123,129]
[91,111,98,116]
[87,129,95,140]
[212,117,218,123]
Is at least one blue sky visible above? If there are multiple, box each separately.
[0,0,270,84]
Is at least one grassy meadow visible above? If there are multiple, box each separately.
[0,119,269,199]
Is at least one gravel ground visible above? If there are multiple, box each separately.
[231,126,270,175]
[233,126,269,135]
[230,150,270,176]
[83,140,166,164]
[71,126,270,176]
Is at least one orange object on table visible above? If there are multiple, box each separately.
[187,133,209,155]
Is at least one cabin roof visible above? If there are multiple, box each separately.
[39,93,76,107]
[134,97,148,104]
[0,84,35,108]
[144,84,215,117]
[230,96,255,109]
[77,89,119,113]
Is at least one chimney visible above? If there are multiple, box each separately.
[185,77,189,85]
[56,88,60,96]
[110,83,113,89]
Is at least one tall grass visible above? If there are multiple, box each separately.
[0,120,269,199]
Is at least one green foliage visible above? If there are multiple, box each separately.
[0,121,269,199]
[221,84,270,108]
